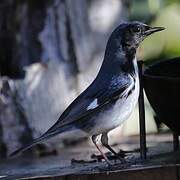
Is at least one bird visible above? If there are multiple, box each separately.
[10,21,165,164]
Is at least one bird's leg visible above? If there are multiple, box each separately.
[101,133,125,162]
[101,133,117,156]
[92,135,112,165]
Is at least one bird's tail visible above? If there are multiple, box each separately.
[9,126,68,157]
[9,133,53,157]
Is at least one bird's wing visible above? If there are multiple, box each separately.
[45,76,133,135]
[9,76,134,157]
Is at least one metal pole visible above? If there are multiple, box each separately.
[173,132,179,151]
[138,61,147,160]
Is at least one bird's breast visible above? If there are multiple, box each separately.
[90,74,139,134]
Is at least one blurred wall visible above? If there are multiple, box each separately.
[0,0,129,156]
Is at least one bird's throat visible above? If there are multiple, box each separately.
[121,47,137,75]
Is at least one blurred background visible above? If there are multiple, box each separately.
[0,0,180,158]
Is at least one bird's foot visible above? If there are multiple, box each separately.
[116,148,141,162]
[116,149,128,158]
[91,152,126,164]
[90,153,112,165]
[90,148,141,164]
[71,158,113,166]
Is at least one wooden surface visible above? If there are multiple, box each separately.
[65,167,179,180]
[0,134,180,180]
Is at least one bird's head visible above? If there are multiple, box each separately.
[121,21,165,49]
[107,21,165,54]
[101,21,165,74]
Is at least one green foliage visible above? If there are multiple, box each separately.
[140,3,180,61]
[131,0,180,62]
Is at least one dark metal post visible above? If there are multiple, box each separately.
[173,132,179,151]
[138,61,147,160]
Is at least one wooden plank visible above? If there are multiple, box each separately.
[91,167,178,180]
[1,142,180,179]
[31,166,178,180]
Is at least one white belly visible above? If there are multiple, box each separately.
[90,75,139,135]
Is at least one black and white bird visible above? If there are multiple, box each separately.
[10,21,164,164]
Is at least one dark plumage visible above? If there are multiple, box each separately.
[10,21,165,164]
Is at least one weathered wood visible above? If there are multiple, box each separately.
[0,141,180,180]
[90,167,178,180]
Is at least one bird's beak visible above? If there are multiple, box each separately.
[144,26,165,36]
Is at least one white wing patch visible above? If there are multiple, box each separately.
[87,99,98,110]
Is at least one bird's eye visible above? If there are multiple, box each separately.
[132,26,141,33]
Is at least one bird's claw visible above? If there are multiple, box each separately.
[91,151,126,164]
